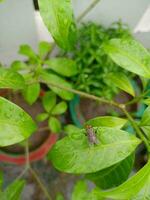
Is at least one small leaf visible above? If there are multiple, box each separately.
[143,98,150,106]
[11,61,27,71]
[0,171,3,189]
[51,102,67,115]
[85,116,127,129]
[108,72,135,96]
[45,58,78,77]
[86,154,134,189]
[64,124,80,135]
[42,91,56,112]
[104,38,150,78]
[0,68,25,90]
[95,161,150,199]
[22,83,40,105]
[38,0,77,50]
[38,41,52,59]
[40,71,74,100]
[72,180,89,200]
[56,193,64,200]
[49,127,140,174]
[0,97,37,146]
[48,117,61,133]
[36,113,49,122]
[19,45,38,61]
[2,180,25,200]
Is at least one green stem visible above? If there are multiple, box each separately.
[77,0,101,22]
[29,168,52,200]
[121,107,150,152]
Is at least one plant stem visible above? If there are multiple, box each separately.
[29,168,52,200]
[121,107,150,152]
[77,0,101,22]
[25,140,30,168]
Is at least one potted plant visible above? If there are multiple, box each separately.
[0,0,150,199]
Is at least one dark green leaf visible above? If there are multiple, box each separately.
[45,58,78,77]
[48,117,61,133]
[38,41,52,59]
[0,171,3,189]
[108,72,135,96]
[86,154,134,189]
[49,127,140,174]
[104,38,150,78]
[85,116,127,129]
[0,68,25,90]
[95,161,150,199]
[38,0,77,50]
[0,97,37,146]
[40,71,74,100]
[22,83,40,105]
[2,180,25,200]
[42,91,56,112]
[51,101,67,115]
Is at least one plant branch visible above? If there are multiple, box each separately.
[77,0,101,22]
[29,168,52,200]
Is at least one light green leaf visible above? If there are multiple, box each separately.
[64,124,80,135]
[45,58,78,77]
[0,68,25,90]
[86,154,134,189]
[11,61,27,71]
[42,91,56,112]
[19,45,38,61]
[38,0,77,50]
[95,161,150,199]
[0,97,37,146]
[48,117,61,133]
[108,72,135,96]
[36,113,49,122]
[22,83,40,105]
[85,116,127,129]
[40,71,74,100]
[49,127,140,174]
[2,180,25,200]
[104,38,150,78]
[143,98,150,106]
[51,101,67,115]
[56,193,64,200]
[38,41,52,59]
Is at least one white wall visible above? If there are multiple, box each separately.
[0,0,149,64]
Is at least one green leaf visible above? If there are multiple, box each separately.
[38,0,77,50]
[40,71,74,100]
[0,68,25,90]
[95,161,150,199]
[86,154,134,189]
[143,98,150,106]
[72,180,89,200]
[108,72,135,96]
[45,58,78,77]
[11,61,27,71]
[139,106,150,140]
[36,113,49,122]
[48,117,61,133]
[49,127,140,174]
[38,41,52,59]
[85,116,127,129]
[2,180,25,200]
[56,193,64,200]
[131,174,150,200]
[104,38,150,78]
[22,83,40,105]
[0,97,37,146]
[0,171,3,189]
[51,101,67,115]
[64,124,80,135]
[19,45,38,61]
[42,91,56,112]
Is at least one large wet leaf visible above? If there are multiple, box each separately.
[40,71,74,100]
[85,116,127,129]
[49,127,140,174]
[104,39,150,78]
[86,154,134,189]
[0,97,37,146]
[95,161,150,199]
[0,68,25,90]
[38,0,77,50]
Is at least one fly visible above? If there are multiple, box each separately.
[85,125,99,145]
